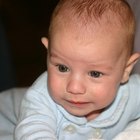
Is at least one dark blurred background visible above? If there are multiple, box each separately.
[0,0,58,91]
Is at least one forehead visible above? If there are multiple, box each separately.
[50,14,127,51]
[50,21,128,64]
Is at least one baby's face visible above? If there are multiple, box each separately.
[47,24,128,120]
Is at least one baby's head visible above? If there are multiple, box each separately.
[42,0,140,120]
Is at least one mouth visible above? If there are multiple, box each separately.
[66,100,90,107]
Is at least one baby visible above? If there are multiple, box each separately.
[15,0,140,139]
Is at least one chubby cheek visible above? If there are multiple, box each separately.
[91,84,118,109]
[47,72,65,102]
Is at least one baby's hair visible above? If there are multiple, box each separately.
[49,0,135,54]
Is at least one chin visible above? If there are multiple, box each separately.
[66,109,87,117]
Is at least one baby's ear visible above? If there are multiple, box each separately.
[121,53,140,83]
[41,37,49,49]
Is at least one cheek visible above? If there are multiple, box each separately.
[100,89,116,105]
[90,83,118,107]
[47,72,65,99]
[48,74,58,92]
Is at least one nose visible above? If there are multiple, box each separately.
[66,75,86,95]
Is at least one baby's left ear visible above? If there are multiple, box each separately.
[121,53,140,83]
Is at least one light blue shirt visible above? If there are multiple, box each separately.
[15,72,140,140]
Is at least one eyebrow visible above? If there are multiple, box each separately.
[49,51,67,60]
[88,61,114,71]
[50,52,58,58]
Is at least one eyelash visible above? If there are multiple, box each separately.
[56,64,69,72]
[88,71,103,78]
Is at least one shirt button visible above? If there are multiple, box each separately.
[63,125,77,134]
[89,128,102,139]
[94,128,102,138]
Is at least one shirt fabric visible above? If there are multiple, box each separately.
[15,72,140,140]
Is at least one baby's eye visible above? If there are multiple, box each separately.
[89,71,103,78]
[57,64,69,72]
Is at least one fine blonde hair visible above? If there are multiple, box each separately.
[49,0,135,54]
